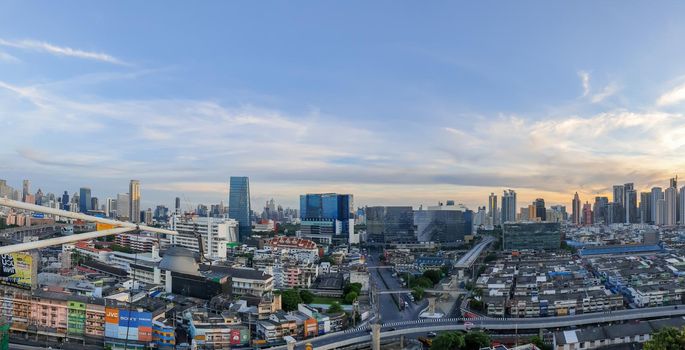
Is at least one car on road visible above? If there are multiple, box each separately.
[389,327,397,331]
[464,321,474,330]
[427,332,437,337]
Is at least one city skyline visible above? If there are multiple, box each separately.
[4,3,685,209]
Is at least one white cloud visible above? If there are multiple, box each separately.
[0,51,19,63]
[657,82,685,106]
[590,83,619,103]
[0,38,127,65]
[578,70,590,97]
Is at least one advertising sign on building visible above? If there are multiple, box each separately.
[0,253,34,289]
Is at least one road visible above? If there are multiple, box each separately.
[367,250,427,322]
[277,304,685,350]
[455,235,495,268]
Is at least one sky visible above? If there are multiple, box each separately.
[2,2,685,211]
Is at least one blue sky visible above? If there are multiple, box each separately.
[2,1,685,210]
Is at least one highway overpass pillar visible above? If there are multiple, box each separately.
[428,297,436,314]
[371,323,381,350]
[286,339,296,350]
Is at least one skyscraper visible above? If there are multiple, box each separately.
[593,196,609,224]
[680,186,685,227]
[501,189,516,224]
[129,180,141,223]
[665,186,677,226]
[61,191,69,211]
[117,193,129,220]
[79,187,91,213]
[640,192,651,224]
[534,198,546,222]
[175,197,181,215]
[22,179,30,202]
[582,202,593,226]
[651,187,663,224]
[625,186,638,223]
[672,176,680,224]
[656,198,666,225]
[91,197,99,212]
[572,192,581,225]
[488,193,498,226]
[228,176,252,242]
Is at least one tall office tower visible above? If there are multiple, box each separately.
[61,191,69,210]
[640,192,651,224]
[672,176,680,224]
[129,180,141,223]
[651,187,663,224]
[300,193,355,244]
[488,192,498,226]
[91,197,99,212]
[106,198,115,217]
[665,186,677,226]
[501,189,516,224]
[593,196,609,224]
[175,197,181,214]
[656,198,666,225]
[117,193,130,221]
[613,185,625,206]
[22,179,30,202]
[680,186,685,227]
[534,198,546,221]
[572,192,581,225]
[582,202,593,225]
[79,187,91,213]
[228,176,252,242]
[625,188,638,223]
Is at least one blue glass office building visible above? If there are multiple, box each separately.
[79,187,91,213]
[228,177,251,242]
[300,193,354,245]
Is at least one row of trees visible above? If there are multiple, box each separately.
[431,331,490,350]
[409,269,444,301]
[280,285,359,312]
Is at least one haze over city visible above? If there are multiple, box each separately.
[3,2,685,209]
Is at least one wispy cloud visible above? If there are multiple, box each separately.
[657,82,685,106]
[590,83,619,103]
[0,38,127,65]
[0,51,19,63]
[578,70,590,97]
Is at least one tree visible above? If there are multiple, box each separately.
[413,276,434,288]
[344,291,358,304]
[411,287,425,301]
[530,335,552,350]
[327,302,343,314]
[423,270,442,285]
[464,331,490,350]
[281,289,303,311]
[300,290,315,304]
[344,283,362,296]
[431,331,465,350]
[468,299,484,312]
[644,327,685,350]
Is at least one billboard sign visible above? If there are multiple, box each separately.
[0,253,33,289]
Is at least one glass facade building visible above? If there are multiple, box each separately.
[79,187,91,213]
[502,222,561,251]
[366,206,416,244]
[299,193,354,244]
[414,207,471,243]
[228,176,251,242]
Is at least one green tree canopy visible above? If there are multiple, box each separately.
[411,287,425,301]
[344,291,358,304]
[464,331,490,350]
[431,331,465,350]
[327,302,343,314]
[281,289,303,311]
[644,327,685,350]
[299,290,315,304]
[423,270,442,285]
